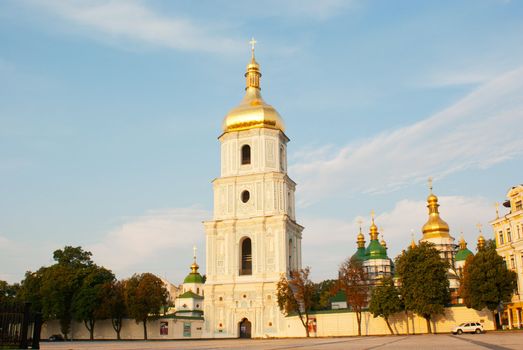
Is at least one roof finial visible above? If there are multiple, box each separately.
[371,209,375,224]
[428,176,433,193]
[249,37,257,59]
[410,229,416,248]
[357,218,363,233]
[476,223,483,235]
[193,245,197,263]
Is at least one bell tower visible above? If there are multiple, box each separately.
[203,40,303,338]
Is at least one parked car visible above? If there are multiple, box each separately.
[452,322,484,334]
[48,334,64,341]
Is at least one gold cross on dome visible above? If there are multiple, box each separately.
[494,202,500,218]
[249,37,257,53]
[371,210,375,220]
[193,245,197,260]
[428,177,433,192]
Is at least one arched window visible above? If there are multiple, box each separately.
[241,145,251,165]
[240,237,252,275]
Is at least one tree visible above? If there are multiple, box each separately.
[313,279,337,311]
[338,257,369,336]
[0,280,20,302]
[99,280,128,340]
[125,273,169,340]
[368,276,403,335]
[19,269,46,314]
[39,246,94,339]
[276,267,315,337]
[460,239,517,330]
[395,242,450,334]
[72,266,115,339]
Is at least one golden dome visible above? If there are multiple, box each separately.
[477,235,485,250]
[357,231,365,248]
[422,191,450,239]
[369,213,379,241]
[380,237,387,249]
[410,238,416,249]
[222,42,285,133]
[459,236,467,250]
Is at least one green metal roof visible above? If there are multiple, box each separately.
[183,272,204,284]
[455,247,473,261]
[365,239,388,260]
[178,291,204,299]
[351,247,366,261]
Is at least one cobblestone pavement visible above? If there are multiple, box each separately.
[41,332,523,350]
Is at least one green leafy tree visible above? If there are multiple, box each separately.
[395,242,450,334]
[19,269,46,314]
[338,257,369,336]
[460,239,517,330]
[72,266,115,339]
[276,267,315,337]
[0,280,20,302]
[98,280,128,340]
[368,276,403,334]
[125,273,169,340]
[313,279,337,311]
[39,246,94,339]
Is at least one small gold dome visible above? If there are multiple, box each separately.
[222,47,285,133]
[191,262,199,274]
[357,231,365,248]
[477,235,485,250]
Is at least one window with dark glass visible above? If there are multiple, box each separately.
[241,190,250,203]
[240,238,252,275]
[241,145,251,165]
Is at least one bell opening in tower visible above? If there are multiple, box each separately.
[241,144,251,165]
[240,237,252,275]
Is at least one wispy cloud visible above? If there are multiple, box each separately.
[88,207,208,281]
[303,195,494,281]
[29,0,241,54]
[291,66,523,206]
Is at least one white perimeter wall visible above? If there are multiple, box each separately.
[284,306,495,337]
[41,318,203,340]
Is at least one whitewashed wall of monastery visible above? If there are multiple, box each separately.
[283,306,495,338]
[41,318,203,340]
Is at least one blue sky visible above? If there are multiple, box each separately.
[1,0,522,283]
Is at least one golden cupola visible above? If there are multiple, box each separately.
[422,181,450,239]
[222,38,285,133]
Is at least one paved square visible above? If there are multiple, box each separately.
[41,332,523,349]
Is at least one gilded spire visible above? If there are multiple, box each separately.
[190,244,199,274]
[459,232,467,250]
[357,218,365,248]
[369,210,379,240]
[380,228,387,249]
[245,37,261,90]
[410,229,416,249]
[221,38,285,133]
[476,223,485,250]
[422,177,450,239]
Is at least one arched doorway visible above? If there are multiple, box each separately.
[239,318,252,338]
